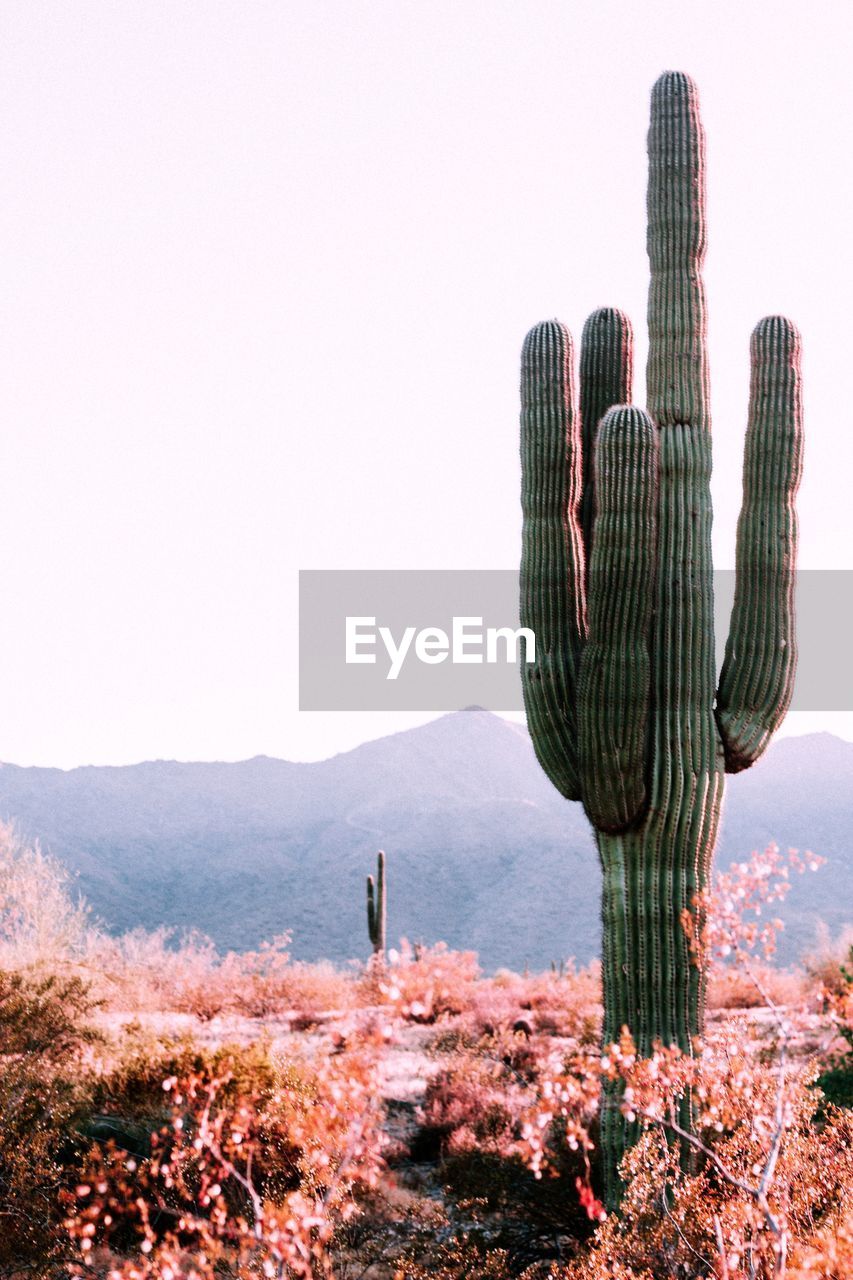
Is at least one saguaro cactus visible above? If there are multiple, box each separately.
[366,849,387,959]
[520,73,803,1198]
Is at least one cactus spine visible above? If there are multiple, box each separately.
[520,73,803,1202]
[366,849,387,958]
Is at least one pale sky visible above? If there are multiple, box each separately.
[0,1,850,768]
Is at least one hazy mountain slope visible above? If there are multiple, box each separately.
[0,710,848,970]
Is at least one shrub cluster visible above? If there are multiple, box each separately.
[0,826,849,1278]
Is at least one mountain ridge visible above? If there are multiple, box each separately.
[0,710,849,971]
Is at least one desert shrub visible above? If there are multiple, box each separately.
[419,1053,524,1156]
[387,1240,518,1280]
[89,930,358,1021]
[167,933,294,1019]
[438,1142,598,1270]
[707,961,808,1010]
[66,1033,386,1278]
[0,967,99,1268]
[545,1094,853,1279]
[270,957,357,1018]
[370,940,481,1022]
[325,1180,454,1280]
[88,1033,281,1127]
[104,928,232,1019]
[467,964,602,1041]
[414,1035,601,1265]
[787,1197,853,1279]
[0,829,353,1026]
[0,967,98,1059]
[0,820,89,969]
[810,935,853,1110]
[0,1059,88,1268]
[513,1014,853,1279]
[803,922,853,999]
[499,848,851,1278]
[75,1042,308,1248]
[427,1023,486,1055]
[815,1062,853,1109]
[81,926,178,1011]
[86,929,297,1019]
[684,844,825,973]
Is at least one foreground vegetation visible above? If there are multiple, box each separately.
[0,822,850,1279]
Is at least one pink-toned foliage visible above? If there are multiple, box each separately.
[370,940,481,1023]
[508,847,850,1278]
[0,827,847,1279]
[66,1033,386,1279]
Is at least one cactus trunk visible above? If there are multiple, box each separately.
[596,414,725,1188]
[597,804,724,1180]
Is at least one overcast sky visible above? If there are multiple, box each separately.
[0,1,850,768]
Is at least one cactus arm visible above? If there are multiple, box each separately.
[578,406,658,832]
[646,72,709,431]
[366,874,377,946]
[716,318,804,772]
[520,320,587,799]
[579,308,635,561]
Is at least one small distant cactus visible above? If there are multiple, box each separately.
[366,850,387,959]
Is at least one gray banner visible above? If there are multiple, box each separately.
[299,570,853,712]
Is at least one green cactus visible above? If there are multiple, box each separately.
[366,849,387,958]
[520,72,803,1200]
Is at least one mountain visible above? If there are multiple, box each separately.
[0,710,849,971]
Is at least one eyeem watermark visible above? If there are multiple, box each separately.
[345,616,535,680]
[299,568,853,712]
